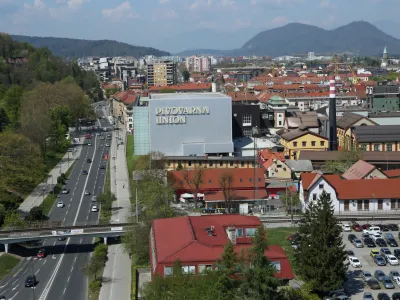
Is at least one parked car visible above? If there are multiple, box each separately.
[342,224,351,232]
[392,292,400,300]
[347,250,355,257]
[363,292,374,300]
[352,238,364,248]
[287,233,300,241]
[377,293,390,300]
[387,238,398,247]
[364,226,382,235]
[387,255,399,265]
[25,276,36,287]
[362,270,373,281]
[362,223,372,230]
[394,249,400,259]
[352,222,362,232]
[375,238,387,247]
[380,248,392,257]
[374,256,387,266]
[381,224,389,232]
[348,234,356,242]
[382,276,395,289]
[37,248,46,258]
[388,224,399,231]
[349,256,362,268]
[375,270,387,282]
[367,279,381,289]
[370,249,380,257]
[364,237,376,247]
[389,270,400,282]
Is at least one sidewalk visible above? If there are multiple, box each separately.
[18,145,83,214]
[99,122,132,300]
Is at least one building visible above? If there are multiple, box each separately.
[367,81,400,113]
[280,128,328,160]
[133,93,233,156]
[342,160,387,180]
[265,96,288,129]
[299,172,400,214]
[258,149,291,179]
[111,91,137,131]
[232,104,261,138]
[381,46,389,68]
[149,83,211,93]
[284,111,320,134]
[150,215,295,280]
[351,125,400,152]
[369,112,400,126]
[185,56,211,72]
[164,156,257,171]
[147,60,177,87]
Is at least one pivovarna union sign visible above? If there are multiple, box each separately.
[155,106,210,125]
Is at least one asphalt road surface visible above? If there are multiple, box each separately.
[0,101,112,300]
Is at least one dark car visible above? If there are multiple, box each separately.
[367,278,381,289]
[58,237,66,241]
[377,293,390,300]
[394,249,400,259]
[82,170,88,175]
[387,238,398,247]
[100,165,106,169]
[374,255,387,266]
[388,224,399,231]
[392,292,400,300]
[348,234,356,242]
[381,225,389,232]
[287,233,300,241]
[380,248,392,256]
[362,223,372,230]
[364,237,376,247]
[87,158,92,163]
[346,250,355,257]
[376,238,387,247]
[25,275,36,287]
[352,222,362,232]
[375,270,386,281]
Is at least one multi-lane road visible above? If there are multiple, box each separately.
[0,101,112,300]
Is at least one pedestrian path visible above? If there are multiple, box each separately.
[99,123,132,300]
[18,145,83,214]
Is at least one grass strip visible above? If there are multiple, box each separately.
[0,254,21,281]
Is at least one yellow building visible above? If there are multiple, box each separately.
[280,128,328,160]
[165,156,257,171]
[336,112,376,150]
[147,60,177,87]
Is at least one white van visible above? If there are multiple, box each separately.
[363,226,381,235]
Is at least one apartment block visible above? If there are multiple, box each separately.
[185,56,211,72]
[147,60,177,86]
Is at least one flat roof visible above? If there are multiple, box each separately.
[150,92,228,100]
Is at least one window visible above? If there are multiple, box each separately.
[249,178,252,182]
[391,199,398,210]
[319,184,324,189]
[208,179,212,183]
[293,142,298,147]
[378,199,383,210]
[164,266,173,276]
[312,193,317,201]
[188,161,192,166]
[311,141,316,146]
[245,228,256,237]
[242,114,252,126]
[360,144,367,151]
[387,144,393,151]
[302,141,307,147]
[374,144,380,151]
[344,200,349,211]
[199,161,202,166]
[220,161,223,167]
[271,262,281,272]
[230,161,234,167]
[209,161,213,167]
[243,129,252,137]
[240,178,243,182]
[198,265,212,273]
[320,141,325,146]
[241,161,244,167]
[278,121,282,126]
[182,266,196,274]
[236,228,243,237]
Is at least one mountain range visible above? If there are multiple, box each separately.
[11,35,170,58]
[176,21,400,57]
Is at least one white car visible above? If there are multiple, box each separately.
[91,196,97,202]
[56,201,65,208]
[387,255,399,265]
[342,224,351,232]
[105,143,110,147]
[91,205,99,212]
[84,190,91,195]
[348,256,362,268]
[394,277,400,287]
[371,233,382,241]
[363,226,381,235]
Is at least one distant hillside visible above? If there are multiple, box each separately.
[178,21,400,57]
[11,35,170,58]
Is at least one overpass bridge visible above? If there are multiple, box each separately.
[0,223,135,252]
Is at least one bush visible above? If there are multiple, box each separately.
[89,279,101,292]
[27,206,45,221]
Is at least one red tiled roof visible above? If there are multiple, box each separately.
[342,160,376,180]
[260,148,285,161]
[384,169,400,178]
[227,92,259,102]
[149,83,211,92]
[300,172,319,190]
[204,190,268,202]
[112,90,137,105]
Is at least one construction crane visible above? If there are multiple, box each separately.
[333,54,361,85]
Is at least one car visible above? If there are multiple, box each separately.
[352,222,362,232]
[91,196,97,202]
[382,276,395,289]
[348,234,356,242]
[61,188,69,194]
[348,256,362,268]
[0,295,6,300]
[390,270,400,281]
[58,237,66,241]
[91,205,99,212]
[37,248,46,258]
[375,238,387,247]
[394,249,400,259]
[352,238,364,248]
[84,190,91,195]
[367,278,381,289]
[377,293,390,300]
[372,232,383,239]
[363,292,374,300]
[347,250,355,257]
[25,275,36,287]
[362,223,371,230]
[384,232,395,239]
[82,170,88,175]
[287,233,300,241]
[104,154,108,160]
[380,224,389,232]
[100,165,106,169]
[387,255,399,265]
[371,249,380,257]
[393,292,400,300]
[56,201,64,208]
[364,226,382,235]
[87,142,92,146]
[380,248,392,257]
[323,291,349,300]
[388,224,399,231]
[387,238,398,247]
[374,255,387,266]
[375,270,387,281]
[87,158,92,163]
[362,270,373,281]
[105,143,110,147]
[342,224,351,232]
[364,237,376,247]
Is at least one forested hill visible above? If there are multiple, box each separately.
[11,35,170,58]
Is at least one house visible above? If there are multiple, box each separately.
[280,128,328,160]
[111,90,137,131]
[150,215,295,281]
[284,111,320,134]
[342,160,387,180]
[258,148,291,179]
[336,113,377,150]
[352,125,400,152]
[299,172,400,214]
[284,159,313,180]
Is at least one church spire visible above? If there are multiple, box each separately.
[384,46,387,54]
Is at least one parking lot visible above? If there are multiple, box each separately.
[342,222,400,299]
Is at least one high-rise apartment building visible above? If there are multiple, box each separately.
[185,56,211,72]
[147,60,177,87]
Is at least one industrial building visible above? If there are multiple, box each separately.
[133,93,234,156]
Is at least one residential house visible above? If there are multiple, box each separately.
[280,128,328,160]
[352,125,400,152]
[265,96,288,129]
[258,148,291,179]
[336,112,377,150]
[111,90,137,131]
[342,160,388,180]
[150,215,295,281]
[284,159,313,180]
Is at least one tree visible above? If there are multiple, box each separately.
[182,70,190,82]
[122,222,151,264]
[295,191,348,295]
[27,206,45,221]
[215,240,239,300]
[183,167,204,208]
[1,85,23,129]
[159,88,175,93]
[3,211,26,229]
[325,148,363,174]
[219,172,235,213]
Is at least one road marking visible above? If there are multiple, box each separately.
[63,217,66,222]
[12,279,18,285]
[9,291,18,300]
[53,241,56,246]
[71,266,74,272]
[63,287,66,294]
[35,269,40,275]
[67,276,70,282]
[80,238,83,243]
[12,284,18,290]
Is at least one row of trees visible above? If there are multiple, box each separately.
[83,243,108,293]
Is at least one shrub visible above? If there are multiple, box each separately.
[89,279,101,292]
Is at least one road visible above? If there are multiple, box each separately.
[0,101,112,300]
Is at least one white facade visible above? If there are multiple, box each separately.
[185,56,211,72]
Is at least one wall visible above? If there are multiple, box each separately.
[267,160,291,179]
[281,134,328,160]
[370,117,400,126]
[232,104,261,138]
[358,142,400,152]
[133,106,151,155]
[149,94,233,156]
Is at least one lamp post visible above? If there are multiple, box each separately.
[132,172,142,223]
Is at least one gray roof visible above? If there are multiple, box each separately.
[369,112,400,118]
[280,128,326,141]
[336,112,365,130]
[285,159,314,172]
[353,125,400,143]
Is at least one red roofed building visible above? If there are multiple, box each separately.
[149,82,211,93]
[258,149,291,180]
[150,215,295,281]
[111,90,137,132]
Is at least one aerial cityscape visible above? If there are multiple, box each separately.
[1,0,400,300]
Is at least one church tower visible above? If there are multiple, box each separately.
[381,46,388,68]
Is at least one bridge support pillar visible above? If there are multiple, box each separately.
[104,237,108,245]
[4,244,9,253]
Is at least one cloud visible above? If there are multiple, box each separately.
[320,0,335,8]
[271,16,288,25]
[24,0,46,10]
[153,8,177,20]
[159,0,169,3]
[67,0,89,9]
[189,0,212,10]
[102,1,139,22]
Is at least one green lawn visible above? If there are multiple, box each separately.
[99,159,112,224]
[44,150,65,173]
[264,227,298,274]
[126,135,135,179]
[0,254,21,281]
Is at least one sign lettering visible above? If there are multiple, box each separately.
[155,106,210,125]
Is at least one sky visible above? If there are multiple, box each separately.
[0,0,400,53]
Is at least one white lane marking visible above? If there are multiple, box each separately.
[80,238,83,243]
[63,217,66,222]
[53,241,56,246]
[12,279,18,286]
[9,291,18,299]
[39,137,98,300]
[12,284,18,290]
[67,276,70,282]
[71,266,74,272]
[35,269,40,275]
[63,287,66,295]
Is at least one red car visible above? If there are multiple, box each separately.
[352,222,362,232]
[37,249,46,258]
[104,154,108,160]
[361,223,371,230]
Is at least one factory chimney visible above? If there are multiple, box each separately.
[329,76,338,151]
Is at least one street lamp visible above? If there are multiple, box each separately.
[132,172,143,223]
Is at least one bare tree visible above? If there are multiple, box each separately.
[183,167,204,208]
[219,172,234,213]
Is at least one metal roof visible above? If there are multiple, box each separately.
[353,125,400,143]
[336,112,365,130]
